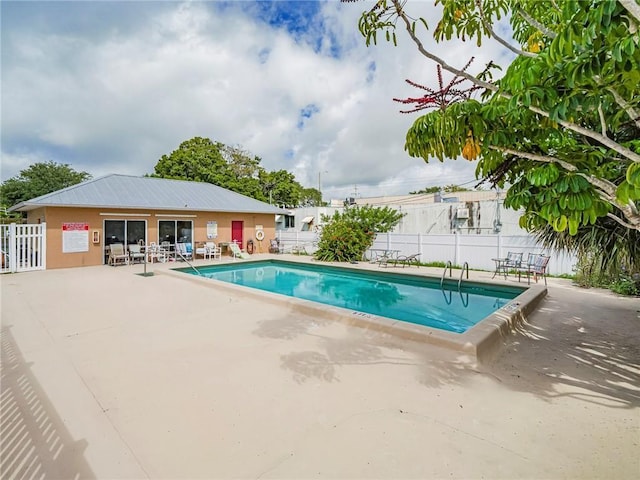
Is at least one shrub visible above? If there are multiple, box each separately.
[314,205,404,263]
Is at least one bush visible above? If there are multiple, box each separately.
[314,205,404,263]
[609,274,640,296]
[314,220,371,262]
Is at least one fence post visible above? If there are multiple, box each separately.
[454,231,460,266]
[417,233,422,259]
[41,223,47,269]
[497,231,503,259]
[9,223,17,273]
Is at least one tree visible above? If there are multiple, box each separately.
[300,187,323,206]
[315,205,405,262]
[348,0,640,233]
[153,136,230,183]
[258,169,303,206]
[409,184,470,194]
[153,137,309,203]
[1,161,91,209]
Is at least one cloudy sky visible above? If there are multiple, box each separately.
[2,0,513,201]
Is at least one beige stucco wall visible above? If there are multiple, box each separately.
[27,207,276,269]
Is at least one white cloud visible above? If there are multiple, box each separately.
[1,0,510,200]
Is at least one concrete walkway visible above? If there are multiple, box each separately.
[1,255,638,479]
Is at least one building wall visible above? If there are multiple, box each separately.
[288,200,525,235]
[27,207,275,269]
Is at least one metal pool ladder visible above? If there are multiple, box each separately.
[441,261,469,306]
[440,261,453,288]
[458,262,469,289]
[441,261,469,289]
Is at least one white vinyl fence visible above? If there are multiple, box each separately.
[1,223,47,273]
[276,230,577,276]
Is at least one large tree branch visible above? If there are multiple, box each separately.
[516,7,558,39]
[391,0,640,164]
[607,87,640,129]
[597,104,607,137]
[619,0,640,24]
[489,146,616,196]
[489,145,640,229]
[475,0,535,57]
[607,212,640,230]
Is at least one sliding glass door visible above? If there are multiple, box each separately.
[104,220,147,264]
[158,220,192,245]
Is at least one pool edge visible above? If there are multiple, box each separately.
[160,261,547,363]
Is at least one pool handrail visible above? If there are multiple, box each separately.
[175,248,201,276]
[458,262,469,290]
[440,261,452,288]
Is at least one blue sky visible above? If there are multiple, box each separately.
[1,0,511,200]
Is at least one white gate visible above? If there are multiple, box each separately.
[1,223,47,273]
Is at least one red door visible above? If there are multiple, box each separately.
[231,221,244,249]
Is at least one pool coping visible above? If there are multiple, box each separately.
[160,258,547,363]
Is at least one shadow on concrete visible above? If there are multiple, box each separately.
[254,287,640,409]
[0,326,96,479]
[486,290,640,409]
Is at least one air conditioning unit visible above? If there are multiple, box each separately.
[456,208,470,219]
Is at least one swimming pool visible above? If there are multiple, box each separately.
[175,260,525,334]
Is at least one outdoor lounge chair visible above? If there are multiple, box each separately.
[377,251,396,268]
[393,253,420,268]
[518,254,550,285]
[108,243,129,266]
[229,242,250,259]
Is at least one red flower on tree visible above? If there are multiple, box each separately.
[393,57,489,113]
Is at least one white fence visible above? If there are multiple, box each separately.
[276,230,577,276]
[1,223,47,273]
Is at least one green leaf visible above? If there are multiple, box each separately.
[626,163,640,187]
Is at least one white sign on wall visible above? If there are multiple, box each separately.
[207,221,218,239]
[62,223,89,253]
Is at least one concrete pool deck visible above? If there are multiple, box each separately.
[1,254,639,478]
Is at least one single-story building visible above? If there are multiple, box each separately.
[8,174,286,269]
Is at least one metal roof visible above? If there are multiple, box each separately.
[10,174,287,215]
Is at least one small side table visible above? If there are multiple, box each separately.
[491,258,509,279]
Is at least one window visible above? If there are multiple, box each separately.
[158,220,193,245]
[285,215,295,229]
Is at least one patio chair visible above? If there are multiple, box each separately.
[108,243,129,266]
[518,254,550,285]
[128,244,145,264]
[393,253,420,268]
[377,251,396,268]
[196,242,221,260]
[229,242,250,259]
[175,242,193,261]
[268,238,280,254]
[505,251,523,269]
[147,242,167,263]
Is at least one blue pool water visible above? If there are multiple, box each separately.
[177,260,523,333]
